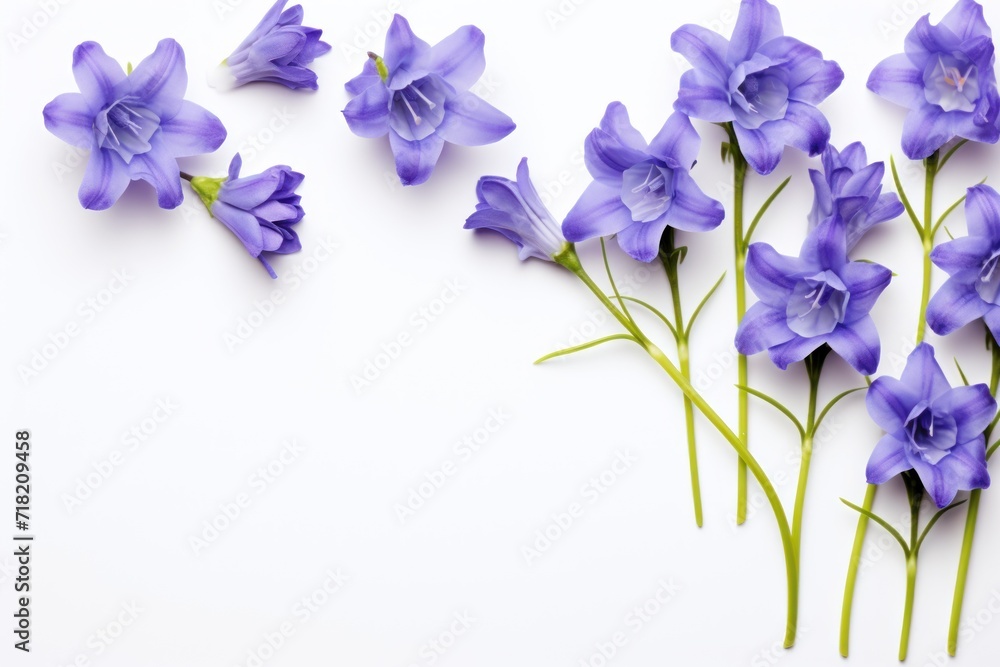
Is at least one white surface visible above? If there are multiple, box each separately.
[3,0,1000,664]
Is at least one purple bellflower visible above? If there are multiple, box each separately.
[343,14,515,186]
[464,158,567,262]
[190,154,304,278]
[670,0,844,175]
[43,39,226,210]
[866,343,993,508]
[808,142,904,250]
[926,184,1000,339]
[867,0,999,159]
[735,219,892,374]
[561,103,724,263]
[211,0,331,91]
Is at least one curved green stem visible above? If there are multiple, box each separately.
[791,349,825,562]
[555,245,798,646]
[730,131,751,525]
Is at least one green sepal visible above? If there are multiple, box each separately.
[189,176,226,213]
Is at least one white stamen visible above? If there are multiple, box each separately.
[401,95,422,125]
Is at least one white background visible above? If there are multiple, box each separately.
[3,0,1000,665]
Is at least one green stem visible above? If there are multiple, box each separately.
[555,245,798,647]
[916,151,938,345]
[900,554,918,661]
[791,349,826,562]
[899,471,924,662]
[840,483,877,657]
[729,126,751,526]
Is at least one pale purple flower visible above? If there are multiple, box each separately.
[561,103,724,263]
[867,0,999,159]
[866,343,993,508]
[191,154,304,278]
[342,14,515,186]
[735,219,891,374]
[464,158,566,262]
[212,0,331,91]
[43,39,226,210]
[926,184,1000,339]
[670,0,844,175]
[809,142,904,250]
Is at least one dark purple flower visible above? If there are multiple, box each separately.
[735,219,891,374]
[808,142,904,250]
[191,154,304,278]
[670,0,843,175]
[561,103,724,263]
[212,0,331,91]
[866,343,993,507]
[342,14,515,186]
[464,158,567,262]
[43,39,227,210]
[926,184,1000,339]
[867,0,999,159]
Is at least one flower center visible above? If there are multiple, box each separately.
[924,52,980,112]
[389,75,447,142]
[733,68,789,128]
[905,401,958,464]
[786,271,850,336]
[94,96,160,163]
[620,161,674,223]
[976,248,1000,305]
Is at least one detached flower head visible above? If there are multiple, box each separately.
[866,343,994,507]
[191,154,304,278]
[735,219,891,374]
[43,39,227,210]
[927,184,1000,339]
[808,142,904,250]
[671,0,844,174]
[464,158,567,262]
[212,0,331,90]
[867,0,1000,159]
[561,103,724,263]
[342,14,515,186]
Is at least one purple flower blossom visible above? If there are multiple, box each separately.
[464,158,566,262]
[926,184,1000,339]
[212,0,331,91]
[43,39,226,210]
[734,219,891,374]
[342,14,515,186]
[561,103,724,263]
[670,0,844,175]
[808,142,904,250]
[867,0,1000,159]
[866,343,993,508]
[191,154,304,278]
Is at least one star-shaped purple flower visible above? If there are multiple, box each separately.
[342,15,515,186]
[866,343,994,508]
[926,184,1000,339]
[43,39,227,210]
[867,0,1000,159]
[735,219,891,374]
[561,103,724,263]
[670,0,844,175]
[808,142,904,251]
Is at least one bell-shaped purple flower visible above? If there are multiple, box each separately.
[926,184,1000,339]
[212,0,331,91]
[735,219,892,374]
[342,14,515,186]
[867,0,1000,159]
[42,39,227,210]
[808,142,904,250]
[191,154,304,278]
[561,103,724,263]
[866,343,994,507]
[670,0,844,175]
[464,158,567,262]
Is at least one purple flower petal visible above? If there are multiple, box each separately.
[127,141,183,209]
[931,235,992,279]
[231,0,288,54]
[866,53,925,108]
[599,102,649,153]
[772,100,830,157]
[985,308,1000,341]
[825,314,880,375]
[935,385,997,443]
[385,14,431,88]
[799,217,847,272]
[867,377,919,433]
[389,131,444,186]
[42,93,95,149]
[670,23,730,79]
[733,122,784,175]
[929,437,990,507]
[664,171,725,232]
[129,39,187,119]
[674,68,736,122]
[438,93,516,146]
[905,14,960,60]
[866,433,913,484]
[926,278,990,336]
[648,112,700,169]
[965,184,1000,240]
[345,58,379,95]
[729,0,783,64]
[72,41,126,109]
[767,332,825,370]
[899,343,952,401]
[214,200,265,255]
[901,104,954,160]
[422,25,485,91]
[616,219,670,263]
[562,181,635,241]
[840,260,892,322]
[744,242,802,307]
[735,301,796,355]
[342,84,391,138]
[585,126,649,185]
[78,149,130,210]
[941,0,990,41]
[158,100,227,157]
